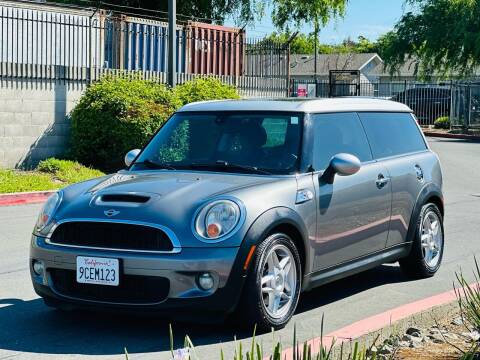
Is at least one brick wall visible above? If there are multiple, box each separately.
[0,79,86,168]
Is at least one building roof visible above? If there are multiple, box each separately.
[178,98,412,113]
[371,58,421,77]
[371,57,480,78]
[289,53,382,76]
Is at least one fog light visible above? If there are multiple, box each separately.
[197,272,214,291]
[32,260,44,276]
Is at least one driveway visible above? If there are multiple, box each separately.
[0,138,479,359]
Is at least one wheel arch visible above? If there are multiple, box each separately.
[407,182,444,243]
[241,207,312,277]
[426,194,444,218]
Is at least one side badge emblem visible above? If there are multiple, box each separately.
[295,189,314,204]
[104,209,120,217]
[414,165,424,182]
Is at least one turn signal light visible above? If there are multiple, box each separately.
[207,223,221,238]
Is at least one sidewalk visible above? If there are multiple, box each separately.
[423,129,480,141]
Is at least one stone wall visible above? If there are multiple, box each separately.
[0,79,86,168]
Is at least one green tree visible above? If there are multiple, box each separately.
[261,33,387,55]
[55,0,347,30]
[261,33,316,53]
[381,0,480,77]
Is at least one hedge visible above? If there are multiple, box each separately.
[70,77,240,172]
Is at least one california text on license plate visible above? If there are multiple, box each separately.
[76,256,119,286]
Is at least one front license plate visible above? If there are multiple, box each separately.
[76,256,119,286]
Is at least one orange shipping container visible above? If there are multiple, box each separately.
[185,21,245,77]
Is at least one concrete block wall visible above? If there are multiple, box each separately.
[0,79,86,168]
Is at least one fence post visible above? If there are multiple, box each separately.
[88,18,93,83]
[286,42,291,97]
[449,80,453,130]
[467,83,472,131]
[167,0,176,88]
[88,3,101,84]
[285,32,298,98]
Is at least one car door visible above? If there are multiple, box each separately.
[358,112,430,248]
[310,112,392,270]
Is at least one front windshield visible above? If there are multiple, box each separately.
[132,112,303,175]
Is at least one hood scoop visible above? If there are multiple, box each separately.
[101,194,150,203]
[92,193,153,208]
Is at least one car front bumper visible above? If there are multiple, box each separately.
[30,235,247,315]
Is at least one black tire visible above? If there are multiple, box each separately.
[400,203,444,279]
[238,233,302,331]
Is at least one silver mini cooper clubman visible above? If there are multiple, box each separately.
[30,98,444,329]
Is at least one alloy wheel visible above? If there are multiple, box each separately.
[420,210,443,268]
[260,243,297,319]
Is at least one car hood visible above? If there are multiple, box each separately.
[87,170,277,196]
[54,170,289,247]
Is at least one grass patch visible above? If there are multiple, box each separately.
[0,169,58,193]
[0,158,104,194]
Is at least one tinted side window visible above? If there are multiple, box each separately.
[312,113,372,170]
[358,112,427,159]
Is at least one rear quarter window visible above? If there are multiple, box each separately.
[358,112,427,159]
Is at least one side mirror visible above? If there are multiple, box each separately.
[321,153,361,184]
[124,149,141,167]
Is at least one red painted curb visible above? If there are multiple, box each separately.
[0,191,54,207]
[424,131,480,140]
[276,283,476,360]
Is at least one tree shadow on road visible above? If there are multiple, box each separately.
[0,264,410,356]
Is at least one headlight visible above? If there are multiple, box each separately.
[35,192,62,234]
[194,199,242,240]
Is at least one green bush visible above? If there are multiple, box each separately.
[70,76,240,172]
[174,77,240,105]
[70,76,180,171]
[434,116,451,129]
[37,158,104,184]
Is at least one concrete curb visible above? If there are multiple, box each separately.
[277,283,475,359]
[424,131,480,141]
[0,190,54,206]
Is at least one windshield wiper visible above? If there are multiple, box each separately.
[135,159,177,170]
[188,160,272,175]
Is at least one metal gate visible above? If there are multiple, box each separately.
[451,83,480,129]
[329,70,360,97]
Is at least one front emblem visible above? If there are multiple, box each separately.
[104,209,120,217]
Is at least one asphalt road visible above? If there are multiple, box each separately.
[1,138,479,360]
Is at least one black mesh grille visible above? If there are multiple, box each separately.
[50,222,174,252]
[50,269,170,304]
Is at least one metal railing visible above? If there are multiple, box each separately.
[0,2,289,97]
[291,79,453,126]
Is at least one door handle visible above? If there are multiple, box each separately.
[376,174,389,189]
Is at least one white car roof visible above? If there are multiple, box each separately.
[177,97,413,113]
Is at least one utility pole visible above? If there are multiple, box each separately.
[168,0,176,87]
[313,21,318,97]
